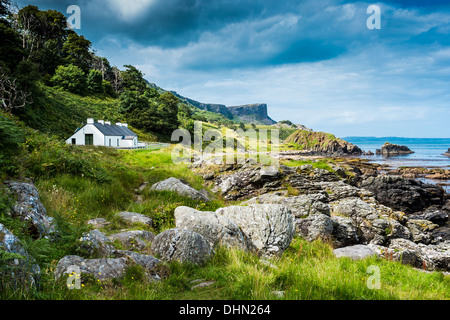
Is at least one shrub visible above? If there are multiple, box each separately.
[51,64,86,94]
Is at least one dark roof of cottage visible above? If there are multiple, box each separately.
[93,122,137,137]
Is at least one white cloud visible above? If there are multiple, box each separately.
[106,0,156,21]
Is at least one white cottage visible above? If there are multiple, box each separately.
[66,118,139,148]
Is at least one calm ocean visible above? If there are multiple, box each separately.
[343,137,450,169]
[343,137,450,192]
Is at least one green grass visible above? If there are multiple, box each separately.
[6,237,448,300]
[282,159,335,172]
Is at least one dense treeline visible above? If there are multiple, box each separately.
[0,1,191,137]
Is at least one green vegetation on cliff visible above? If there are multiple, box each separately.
[283,129,362,155]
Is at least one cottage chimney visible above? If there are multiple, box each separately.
[105,121,111,125]
[122,123,128,127]
[116,122,122,126]
[98,120,104,125]
[87,118,94,124]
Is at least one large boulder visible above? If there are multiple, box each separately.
[150,228,213,265]
[150,178,210,202]
[4,180,54,237]
[216,204,295,257]
[174,206,246,249]
[0,223,41,288]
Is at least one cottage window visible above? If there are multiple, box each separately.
[85,134,93,146]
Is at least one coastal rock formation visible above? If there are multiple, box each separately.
[150,177,210,202]
[444,148,450,157]
[358,175,445,213]
[375,142,414,155]
[227,103,277,125]
[192,156,450,270]
[283,129,362,156]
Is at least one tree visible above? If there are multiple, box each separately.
[62,31,93,73]
[157,92,180,134]
[0,19,24,71]
[239,122,245,130]
[0,0,11,17]
[0,66,32,113]
[121,65,147,93]
[87,69,103,94]
[51,64,86,94]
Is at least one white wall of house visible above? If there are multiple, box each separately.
[66,118,139,148]
[65,121,103,146]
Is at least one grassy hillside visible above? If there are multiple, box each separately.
[283,129,339,151]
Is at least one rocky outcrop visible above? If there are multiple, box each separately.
[150,177,210,202]
[227,103,276,125]
[358,175,445,213]
[283,130,362,156]
[174,206,246,249]
[376,142,414,155]
[444,148,450,157]
[150,228,213,265]
[4,180,55,238]
[216,204,295,257]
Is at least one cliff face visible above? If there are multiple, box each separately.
[147,82,277,125]
[284,129,362,156]
[226,103,277,125]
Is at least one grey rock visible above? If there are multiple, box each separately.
[331,216,361,248]
[330,197,378,223]
[333,245,376,260]
[108,230,155,250]
[150,228,213,265]
[242,192,330,218]
[406,220,439,244]
[0,223,40,288]
[54,255,127,281]
[409,207,448,226]
[174,206,246,249]
[388,238,433,269]
[216,204,295,257]
[116,211,153,227]
[296,213,334,242]
[78,229,115,258]
[150,177,210,202]
[113,250,162,281]
[4,180,54,237]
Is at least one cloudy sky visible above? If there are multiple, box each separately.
[16,0,450,138]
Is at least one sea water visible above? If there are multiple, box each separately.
[343,137,450,191]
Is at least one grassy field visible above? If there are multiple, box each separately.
[1,142,449,300]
